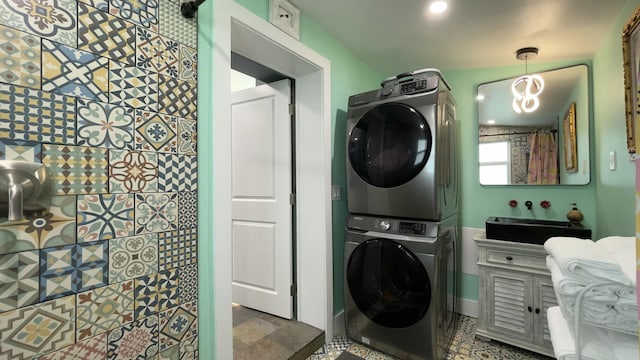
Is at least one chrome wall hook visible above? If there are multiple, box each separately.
[0,161,52,221]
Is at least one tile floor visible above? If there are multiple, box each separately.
[233,304,325,360]
[307,315,554,360]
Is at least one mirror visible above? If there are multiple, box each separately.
[477,64,590,185]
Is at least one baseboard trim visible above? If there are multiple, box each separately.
[457,298,478,318]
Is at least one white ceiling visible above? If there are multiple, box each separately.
[288,0,628,77]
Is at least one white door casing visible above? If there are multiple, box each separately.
[206,2,333,359]
[230,80,293,319]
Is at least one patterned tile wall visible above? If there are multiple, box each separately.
[0,0,198,358]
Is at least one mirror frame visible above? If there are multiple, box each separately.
[477,64,591,186]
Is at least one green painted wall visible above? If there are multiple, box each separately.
[592,0,638,237]
[197,1,215,359]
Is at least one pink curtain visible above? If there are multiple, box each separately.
[527,132,559,184]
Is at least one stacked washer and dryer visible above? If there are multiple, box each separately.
[344,69,459,360]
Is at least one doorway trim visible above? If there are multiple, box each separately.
[200,1,333,359]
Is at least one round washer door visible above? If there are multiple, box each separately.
[347,238,431,328]
[348,103,432,188]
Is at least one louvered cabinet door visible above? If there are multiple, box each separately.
[486,269,534,342]
[533,275,558,348]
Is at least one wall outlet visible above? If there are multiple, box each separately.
[331,185,342,201]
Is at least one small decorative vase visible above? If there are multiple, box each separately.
[566,203,584,223]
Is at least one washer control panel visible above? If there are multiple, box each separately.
[347,215,437,237]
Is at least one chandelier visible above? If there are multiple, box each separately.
[511,47,544,114]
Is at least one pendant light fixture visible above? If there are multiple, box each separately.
[511,47,544,114]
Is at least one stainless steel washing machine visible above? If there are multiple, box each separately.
[344,214,458,360]
[346,69,457,221]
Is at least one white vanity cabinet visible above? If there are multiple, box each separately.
[475,237,557,357]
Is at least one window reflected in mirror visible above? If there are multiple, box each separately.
[477,65,590,185]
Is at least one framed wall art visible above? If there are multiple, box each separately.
[622,5,640,156]
[564,102,578,173]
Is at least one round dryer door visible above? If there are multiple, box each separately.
[348,103,432,188]
[347,238,431,328]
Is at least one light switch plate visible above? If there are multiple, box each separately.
[269,0,300,40]
[609,150,616,170]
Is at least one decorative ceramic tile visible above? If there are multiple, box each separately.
[178,191,197,230]
[107,315,159,359]
[135,192,178,234]
[77,98,134,149]
[38,333,108,360]
[178,44,196,83]
[179,334,198,360]
[39,241,108,301]
[157,153,193,193]
[0,295,75,359]
[134,273,158,320]
[75,241,110,289]
[158,0,196,48]
[76,280,135,341]
[41,144,109,195]
[0,84,75,144]
[157,154,197,192]
[326,335,351,352]
[42,40,109,102]
[158,344,179,360]
[0,250,39,312]
[177,117,196,155]
[0,196,75,255]
[109,150,159,193]
[136,27,178,77]
[158,75,197,120]
[158,268,178,311]
[110,0,159,32]
[0,139,41,161]
[158,300,197,351]
[0,25,40,87]
[39,244,75,301]
[0,0,77,47]
[78,0,108,11]
[158,228,196,271]
[77,194,135,243]
[78,2,136,65]
[109,234,158,283]
[109,59,159,111]
[135,109,177,153]
[177,263,197,305]
[180,155,198,192]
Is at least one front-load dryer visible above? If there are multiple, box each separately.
[344,214,458,360]
[346,69,458,221]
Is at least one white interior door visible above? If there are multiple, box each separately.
[230,79,293,319]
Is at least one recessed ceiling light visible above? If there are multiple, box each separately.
[487,120,496,125]
[429,1,448,14]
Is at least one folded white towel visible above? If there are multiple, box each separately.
[544,237,631,286]
[596,236,636,286]
[547,306,618,360]
[546,256,638,334]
